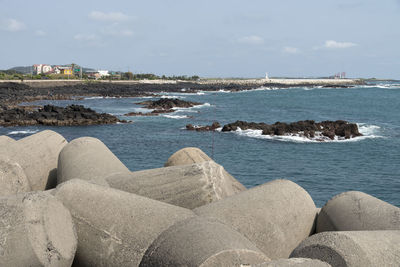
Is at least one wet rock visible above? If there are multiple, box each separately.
[186,122,221,131]
[0,104,126,126]
[137,98,202,110]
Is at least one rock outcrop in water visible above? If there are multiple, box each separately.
[125,98,203,116]
[0,104,125,126]
[0,130,398,266]
[221,120,362,140]
[186,122,221,131]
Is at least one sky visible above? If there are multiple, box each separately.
[0,0,399,78]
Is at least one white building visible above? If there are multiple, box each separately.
[98,70,109,77]
[33,64,53,74]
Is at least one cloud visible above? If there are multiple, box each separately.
[324,40,357,49]
[74,33,98,41]
[35,30,46,36]
[237,35,264,45]
[89,11,132,22]
[282,46,299,54]
[0,18,26,32]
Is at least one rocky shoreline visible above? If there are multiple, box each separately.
[0,104,126,126]
[186,120,362,141]
[125,98,203,116]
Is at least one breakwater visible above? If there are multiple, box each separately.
[0,130,398,266]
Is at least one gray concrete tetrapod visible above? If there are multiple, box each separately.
[253,258,331,267]
[0,191,77,267]
[0,130,68,191]
[54,179,196,267]
[106,161,246,209]
[164,147,212,167]
[0,135,15,146]
[57,137,130,185]
[0,155,31,196]
[290,231,400,267]
[140,216,270,266]
[317,191,400,232]
[194,179,318,259]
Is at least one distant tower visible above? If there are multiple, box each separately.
[265,72,269,80]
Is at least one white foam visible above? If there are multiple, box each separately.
[160,95,186,99]
[7,130,39,135]
[197,91,205,95]
[84,96,117,100]
[226,124,382,143]
[162,114,189,119]
[171,103,211,111]
[218,89,231,93]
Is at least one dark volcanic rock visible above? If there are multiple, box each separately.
[221,120,362,140]
[186,122,221,131]
[137,98,202,110]
[0,104,126,126]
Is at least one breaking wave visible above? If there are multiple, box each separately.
[221,123,382,143]
[7,130,39,135]
[162,114,189,119]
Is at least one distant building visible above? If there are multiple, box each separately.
[98,70,109,77]
[33,64,53,74]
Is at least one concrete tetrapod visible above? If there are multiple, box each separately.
[164,147,212,167]
[0,130,67,190]
[290,231,400,267]
[194,179,318,259]
[0,155,31,196]
[0,191,77,267]
[140,217,270,266]
[0,135,15,146]
[253,258,331,267]
[317,191,400,232]
[106,161,246,209]
[54,179,196,267]
[57,137,130,184]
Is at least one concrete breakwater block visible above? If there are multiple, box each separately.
[0,135,15,146]
[106,161,246,209]
[140,217,270,266]
[0,191,77,266]
[164,147,212,167]
[0,155,31,196]
[54,179,196,266]
[253,258,331,266]
[194,179,318,259]
[290,231,400,267]
[0,130,67,191]
[317,191,400,232]
[57,137,130,184]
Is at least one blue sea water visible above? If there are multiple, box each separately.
[1,82,399,207]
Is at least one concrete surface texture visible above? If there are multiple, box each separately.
[106,161,246,209]
[140,217,270,266]
[0,135,15,146]
[57,137,130,184]
[0,191,77,267]
[290,231,400,267]
[54,179,196,267]
[253,258,331,267]
[317,191,400,232]
[17,130,67,190]
[194,179,317,259]
[164,147,213,167]
[0,130,67,191]
[0,155,31,196]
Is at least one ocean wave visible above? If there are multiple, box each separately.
[7,129,39,135]
[224,124,382,143]
[160,95,186,99]
[172,103,211,111]
[84,96,117,100]
[162,114,189,119]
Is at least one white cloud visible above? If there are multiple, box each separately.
[324,40,357,49]
[35,30,46,36]
[282,46,299,54]
[237,35,264,45]
[89,11,132,22]
[74,33,98,41]
[0,18,26,32]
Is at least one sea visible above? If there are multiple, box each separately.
[1,81,399,207]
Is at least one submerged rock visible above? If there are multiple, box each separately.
[0,104,126,126]
[221,120,362,140]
